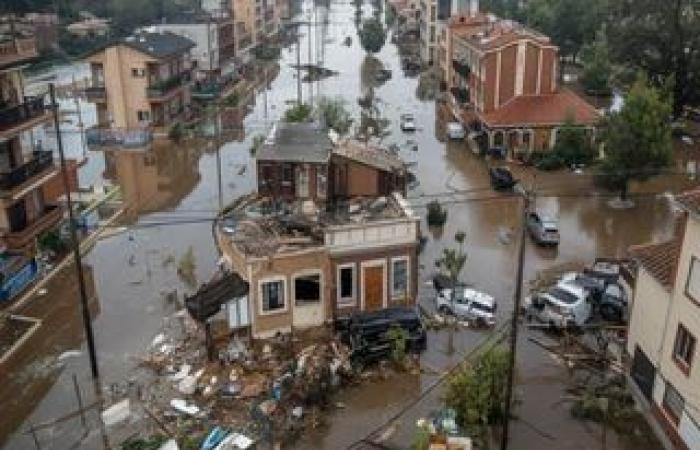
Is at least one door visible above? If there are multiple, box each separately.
[631,346,655,401]
[363,265,384,311]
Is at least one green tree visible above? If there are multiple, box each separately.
[607,0,700,117]
[358,17,387,54]
[435,232,467,355]
[599,75,673,200]
[284,103,312,122]
[444,347,511,444]
[317,96,353,135]
[552,116,597,166]
[581,27,613,95]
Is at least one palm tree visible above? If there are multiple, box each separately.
[436,231,467,355]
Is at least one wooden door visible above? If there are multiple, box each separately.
[363,265,384,311]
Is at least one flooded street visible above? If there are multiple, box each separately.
[1,1,696,449]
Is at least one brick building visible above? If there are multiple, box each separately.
[443,9,599,156]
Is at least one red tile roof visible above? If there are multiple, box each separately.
[675,187,700,215]
[479,89,600,128]
[628,239,681,291]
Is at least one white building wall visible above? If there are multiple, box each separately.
[143,24,220,72]
[626,266,672,363]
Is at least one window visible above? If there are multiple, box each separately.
[282,164,293,185]
[662,382,684,424]
[131,68,145,77]
[260,278,285,313]
[338,264,355,305]
[673,324,696,374]
[392,258,409,298]
[294,273,321,305]
[296,166,309,197]
[137,110,150,121]
[317,171,327,198]
[685,256,700,304]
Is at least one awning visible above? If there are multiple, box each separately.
[185,272,249,322]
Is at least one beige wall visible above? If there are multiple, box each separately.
[659,215,700,437]
[246,249,332,338]
[627,266,672,365]
[87,45,155,128]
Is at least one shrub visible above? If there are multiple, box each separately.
[284,103,313,122]
[426,200,448,227]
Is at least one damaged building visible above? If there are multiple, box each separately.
[219,122,418,338]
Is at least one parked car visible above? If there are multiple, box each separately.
[598,282,628,322]
[400,114,417,132]
[489,167,517,191]
[525,283,591,328]
[526,211,560,246]
[436,287,497,326]
[488,146,507,159]
[446,122,466,140]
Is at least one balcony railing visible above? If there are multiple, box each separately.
[0,97,46,132]
[84,85,106,101]
[4,204,62,250]
[86,127,152,148]
[146,71,192,98]
[0,151,54,191]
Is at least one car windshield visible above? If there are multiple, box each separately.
[471,301,494,313]
[547,287,579,304]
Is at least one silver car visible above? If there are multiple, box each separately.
[527,211,559,246]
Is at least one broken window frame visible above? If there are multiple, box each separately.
[391,256,409,299]
[259,276,287,315]
[293,270,322,306]
[337,263,356,307]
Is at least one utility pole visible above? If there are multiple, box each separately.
[295,28,302,104]
[49,84,100,381]
[501,191,528,450]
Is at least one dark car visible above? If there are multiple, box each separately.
[489,167,517,191]
[598,283,628,322]
[335,307,427,366]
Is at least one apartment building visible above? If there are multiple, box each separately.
[444,7,598,155]
[142,12,237,77]
[0,35,61,299]
[83,32,195,144]
[419,0,439,64]
[627,189,700,450]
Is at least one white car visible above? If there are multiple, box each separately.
[524,282,591,328]
[400,114,416,132]
[446,122,465,140]
[436,287,497,326]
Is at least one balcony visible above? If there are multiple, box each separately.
[86,127,152,149]
[4,204,62,250]
[0,97,48,135]
[84,85,106,102]
[0,37,38,68]
[0,151,55,193]
[146,71,192,100]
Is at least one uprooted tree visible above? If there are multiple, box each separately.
[598,74,673,201]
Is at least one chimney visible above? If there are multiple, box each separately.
[469,0,478,16]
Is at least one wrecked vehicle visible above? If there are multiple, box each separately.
[524,283,592,328]
[335,307,427,366]
[435,287,497,327]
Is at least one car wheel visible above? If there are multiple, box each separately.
[438,305,452,315]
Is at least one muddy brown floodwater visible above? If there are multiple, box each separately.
[2,0,697,449]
